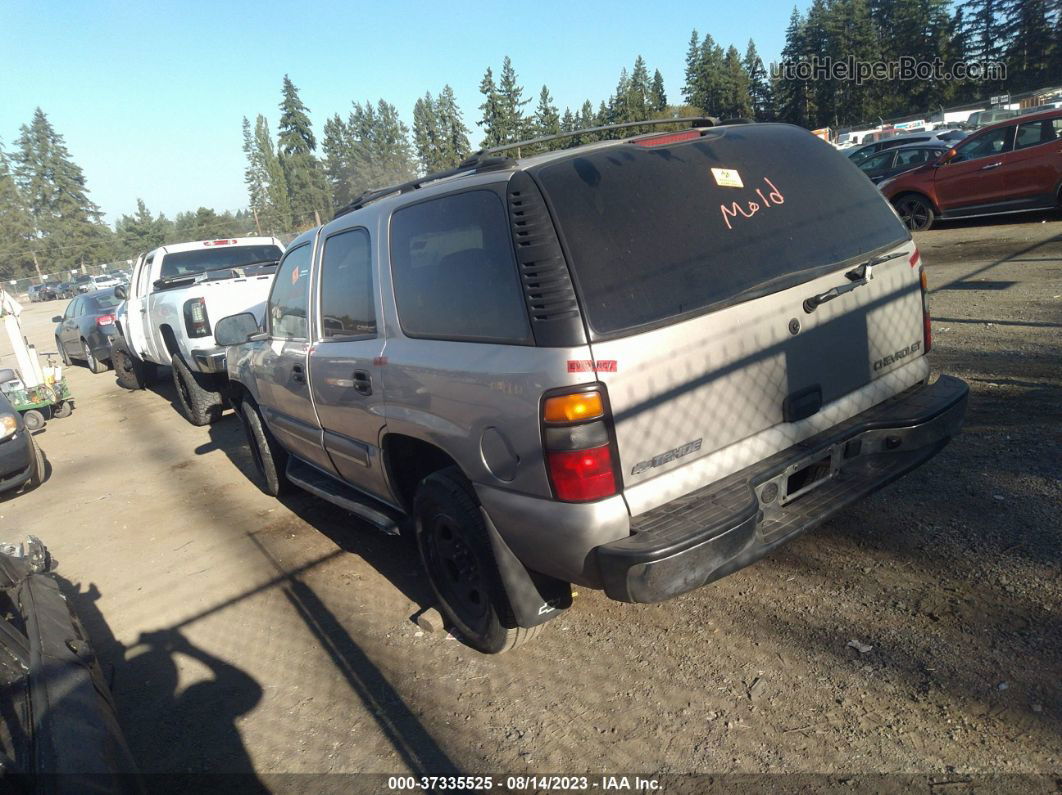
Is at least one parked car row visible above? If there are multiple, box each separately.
[27,271,129,303]
[880,107,1062,230]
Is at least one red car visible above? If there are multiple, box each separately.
[880,109,1062,230]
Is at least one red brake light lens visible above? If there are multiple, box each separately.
[547,446,617,502]
[96,314,115,326]
[633,130,702,148]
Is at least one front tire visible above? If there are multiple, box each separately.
[171,356,224,426]
[238,400,290,496]
[111,337,150,390]
[414,467,542,654]
[56,338,71,367]
[894,194,936,231]
[22,410,45,433]
[25,434,45,490]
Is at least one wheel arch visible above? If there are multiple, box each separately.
[381,432,464,513]
[158,324,181,357]
[891,190,939,215]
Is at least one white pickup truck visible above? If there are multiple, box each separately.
[111,237,284,425]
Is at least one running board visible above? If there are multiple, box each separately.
[286,458,403,535]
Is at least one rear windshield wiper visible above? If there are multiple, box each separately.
[803,251,906,313]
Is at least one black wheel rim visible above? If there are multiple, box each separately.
[423,513,490,628]
[898,199,930,230]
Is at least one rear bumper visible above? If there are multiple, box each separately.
[191,346,227,374]
[595,374,969,603]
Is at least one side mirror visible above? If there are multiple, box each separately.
[934,148,957,166]
[51,316,63,323]
[113,284,127,300]
[214,312,261,346]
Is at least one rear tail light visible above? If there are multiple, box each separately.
[203,239,236,246]
[919,266,932,353]
[542,387,619,502]
[183,297,211,338]
[96,314,115,326]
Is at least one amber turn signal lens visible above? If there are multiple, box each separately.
[543,392,604,423]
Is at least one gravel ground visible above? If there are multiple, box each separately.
[0,211,1058,788]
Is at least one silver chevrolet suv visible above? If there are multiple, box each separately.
[215,119,968,654]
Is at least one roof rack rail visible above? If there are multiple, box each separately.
[332,154,516,220]
[480,115,720,156]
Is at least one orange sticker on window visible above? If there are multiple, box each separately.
[291,266,300,285]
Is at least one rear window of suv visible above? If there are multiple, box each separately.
[534,124,908,336]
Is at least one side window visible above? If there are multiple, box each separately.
[951,126,1016,163]
[1015,119,1060,150]
[859,151,895,172]
[319,229,376,340]
[268,243,313,340]
[65,298,81,319]
[389,190,531,344]
[897,148,929,166]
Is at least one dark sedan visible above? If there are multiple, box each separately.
[0,391,44,497]
[857,143,951,184]
[53,289,121,374]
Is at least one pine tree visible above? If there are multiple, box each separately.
[611,68,631,123]
[254,115,293,233]
[650,69,668,112]
[498,56,532,143]
[722,45,753,118]
[478,67,505,148]
[412,92,443,173]
[435,85,471,168]
[322,114,353,207]
[774,8,813,125]
[629,56,652,121]
[242,116,268,223]
[1002,0,1052,90]
[683,29,704,107]
[115,199,168,258]
[277,75,332,227]
[532,85,562,151]
[0,140,36,279]
[13,108,110,270]
[744,41,773,121]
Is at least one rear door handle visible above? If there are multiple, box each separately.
[292,364,305,383]
[352,369,372,396]
[980,161,1003,170]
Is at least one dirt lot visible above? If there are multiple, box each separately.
[1,212,1059,788]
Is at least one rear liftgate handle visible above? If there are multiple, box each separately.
[352,369,372,396]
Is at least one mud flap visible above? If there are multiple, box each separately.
[480,508,572,628]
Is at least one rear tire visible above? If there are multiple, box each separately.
[894,194,936,231]
[414,467,543,654]
[82,340,108,374]
[52,401,72,419]
[56,338,71,367]
[238,400,290,496]
[171,356,224,426]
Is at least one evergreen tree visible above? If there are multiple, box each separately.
[1002,0,1052,90]
[722,45,753,118]
[254,115,293,233]
[0,140,36,279]
[628,56,652,121]
[774,8,813,125]
[115,199,168,257]
[533,85,562,149]
[12,108,110,269]
[242,116,268,224]
[498,56,532,143]
[478,67,505,148]
[610,68,631,123]
[277,75,332,227]
[744,40,772,121]
[435,85,471,167]
[650,69,668,112]
[322,113,354,207]
[412,92,443,173]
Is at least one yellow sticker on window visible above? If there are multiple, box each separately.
[711,168,744,188]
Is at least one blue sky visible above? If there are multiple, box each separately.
[1,0,797,225]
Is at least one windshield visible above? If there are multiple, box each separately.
[158,244,282,280]
[534,124,909,336]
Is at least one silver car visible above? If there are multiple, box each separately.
[215,120,968,654]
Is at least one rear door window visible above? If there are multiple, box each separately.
[319,228,376,340]
[1015,118,1061,149]
[389,190,531,344]
[533,125,908,336]
[953,126,1016,162]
